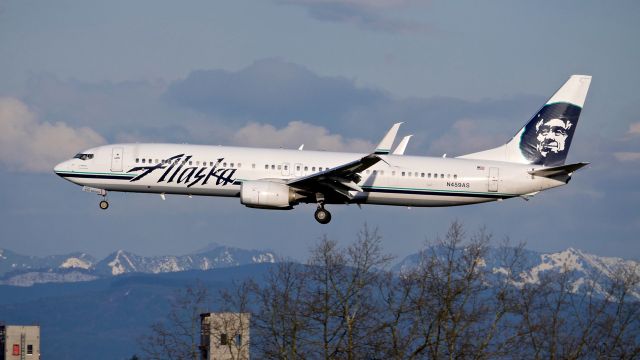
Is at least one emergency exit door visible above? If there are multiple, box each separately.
[111,147,123,172]
[488,167,499,192]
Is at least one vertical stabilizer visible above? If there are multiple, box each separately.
[458,75,591,166]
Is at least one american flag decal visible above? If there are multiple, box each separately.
[477,166,485,170]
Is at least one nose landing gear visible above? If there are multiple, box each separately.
[82,186,109,210]
[314,205,332,224]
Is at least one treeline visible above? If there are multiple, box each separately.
[140,222,640,360]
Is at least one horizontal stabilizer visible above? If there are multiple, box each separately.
[528,162,589,177]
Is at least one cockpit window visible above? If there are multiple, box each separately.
[74,153,94,161]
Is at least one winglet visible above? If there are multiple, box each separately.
[375,122,403,155]
[392,135,412,155]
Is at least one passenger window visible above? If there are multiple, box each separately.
[447,174,451,178]
[284,165,288,170]
[136,158,139,163]
[189,161,192,165]
[238,163,242,167]
[230,163,234,167]
[454,174,458,179]
[380,171,384,175]
[319,167,322,171]
[421,173,425,177]
[312,167,316,171]
[441,174,444,179]
[304,166,308,171]
[278,165,281,170]
[142,159,146,164]
[402,172,405,176]
[265,165,269,170]
[296,166,300,171]
[223,162,227,167]
[252,164,256,169]
[392,171,396,176]
[271,165,275,170]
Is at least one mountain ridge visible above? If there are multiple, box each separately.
[0,244,278,286]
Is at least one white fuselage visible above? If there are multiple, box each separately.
[54,143,565,207]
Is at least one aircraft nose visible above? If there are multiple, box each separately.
[53,160,69,176]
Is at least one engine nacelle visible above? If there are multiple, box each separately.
[240,181,298,209]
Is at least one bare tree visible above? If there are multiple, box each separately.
[509,253,640,359]
[379,221,526,359]
[140,222,640,360]
[251,225,392,359]
[139,282,210,360]
[252,261,309,359]
[593,263,640,358]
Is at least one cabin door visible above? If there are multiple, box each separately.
[111,147,123,172]
[488,167,499,192]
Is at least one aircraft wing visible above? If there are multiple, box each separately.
[286,153,381,200]
[285,122,402,201]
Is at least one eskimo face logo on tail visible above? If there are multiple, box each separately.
[535,118,572,157]
[127,154,237,187]
[519,103,581,166]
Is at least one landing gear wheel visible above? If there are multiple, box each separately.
[314,208,332,224]
[99,200,109,210]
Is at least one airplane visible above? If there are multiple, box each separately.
[54,75,592,224]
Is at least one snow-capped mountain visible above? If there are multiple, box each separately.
[394,247,640,301]
[0,248,95,276]
[94,246,277,276]
[0,244,278,286]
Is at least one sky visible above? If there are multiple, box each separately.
[0,0,639,262]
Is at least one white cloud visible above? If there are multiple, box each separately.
[428,119,506,156]
[0,97,106,173]
[628,122,640,136]
[614,152,640,162]
[233,121,373,152]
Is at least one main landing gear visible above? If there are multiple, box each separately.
[99,199,109,210]
[314,204,332,224]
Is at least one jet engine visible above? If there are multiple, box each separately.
[240,181,300,209]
